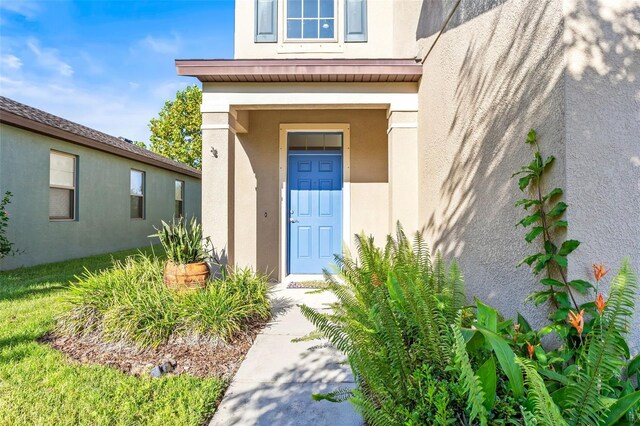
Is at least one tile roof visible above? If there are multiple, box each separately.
[0,96,201,178]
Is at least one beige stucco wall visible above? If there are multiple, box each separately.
[416,0,639,349]
[230,109,389,279]
[416,0,567,328]
[235,0,408,59]
[562,0,640,351]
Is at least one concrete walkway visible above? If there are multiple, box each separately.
[210,282,362,426]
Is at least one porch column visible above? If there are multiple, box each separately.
[387,110,420,233]
[201,111,235,267]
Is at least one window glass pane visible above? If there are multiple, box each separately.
[319,18,334,38]
[50,188,73,219]
[287,19,302,38]
[50,169,75,187]
[302,19,318,38]
[287,0,302,18]
[303,0,318,18]
[50,152,74,173]
[175,200,184,218]
[130,170,144,196]
[319,0,334,18]
[305,133,324,149]
[175,181,184,201]
[131,195,143,219]
[324,133,342,148]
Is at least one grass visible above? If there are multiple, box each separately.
[0,247,225,426]
[59,255,271,348]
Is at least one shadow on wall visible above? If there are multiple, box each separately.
[416,0,507,40]
[416,0,639,326]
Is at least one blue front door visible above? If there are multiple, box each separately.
[288,152,343,274]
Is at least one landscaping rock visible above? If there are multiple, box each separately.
[150,366,163,378]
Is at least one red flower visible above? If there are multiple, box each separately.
[593,263,610,282]
[526,341,535,359]
[568,309,585,336]
[595,293,607,316]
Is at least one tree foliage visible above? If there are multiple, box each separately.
[148,84,202,169]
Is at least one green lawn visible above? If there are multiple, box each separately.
[0,247,224,426]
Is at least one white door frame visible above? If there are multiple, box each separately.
[278,123,351,283]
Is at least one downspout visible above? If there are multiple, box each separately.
[420,0,462,64]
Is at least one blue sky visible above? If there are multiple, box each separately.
[0,0,234,143]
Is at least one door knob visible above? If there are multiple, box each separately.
[289,218,298,223]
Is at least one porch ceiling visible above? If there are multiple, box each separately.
[175,59,423,83]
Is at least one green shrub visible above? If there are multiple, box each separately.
[301,225,471,425]
[58,254,270,348]
[1,191,14,258]
[149,216,213,264]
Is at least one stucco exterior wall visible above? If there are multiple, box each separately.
[0,125,201,270]
[416,0,567,327]
[562,0,640,351]
[230,109,388,279]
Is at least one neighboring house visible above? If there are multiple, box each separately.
[176,0,638,341]
[0,96,202,270]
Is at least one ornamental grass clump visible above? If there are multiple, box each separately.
[58,254,270,348]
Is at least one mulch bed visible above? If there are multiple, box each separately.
[40,325,265,379]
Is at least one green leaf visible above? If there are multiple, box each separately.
[543,187,563,202]
[628,353,640,377]
[386,272,406,310]
[525,226,545,243]
[477,356,497,410]
[602,390,640,426]
[518,175,533,191]
[534,346,548,364]
[539,368,569,385]
[541,278,564,287]
[543,155,555,169]
[518,253,541,268]
[518,212,541,228]
[476,298,498,333]
[550,308,570,322]
[515,198,541,210]
[553,254,568,268]
[568,279,593,294]
[552,220,568,229]
[558,240,580,256]
[527,289,554,306]
[526,129,537,144]
[476,326,524,398]
[547,202,568,218]
[533,254,553,273]
[544,241,557,254]
[517,313,532,333]
[553,292,572,309]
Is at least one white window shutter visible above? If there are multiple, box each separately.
[345,0,367,42]
[255,0,277,43]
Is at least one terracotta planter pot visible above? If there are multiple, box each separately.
[164,261,210,293]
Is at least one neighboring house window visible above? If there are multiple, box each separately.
[49,150,76,220]
[286,0,336,40]
[130,170,145,219]
[175,180,184,218]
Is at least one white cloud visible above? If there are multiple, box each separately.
[26,38,74,77]
[0,0,40,18]
[0,54,23,70]
[140,33,182,54]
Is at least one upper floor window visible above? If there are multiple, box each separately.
[286,0,335,40]
[175,180,184,218]
[49,150,77,220]
[255,0,367,43]
[130,170,145,219]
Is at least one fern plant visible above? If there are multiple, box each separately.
[300,224,469,425]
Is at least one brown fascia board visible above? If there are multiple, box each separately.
[175,58,423,81]
[0,111,201,179]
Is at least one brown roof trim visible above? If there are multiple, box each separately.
[0,98,201,179]
[176,58,422,83]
